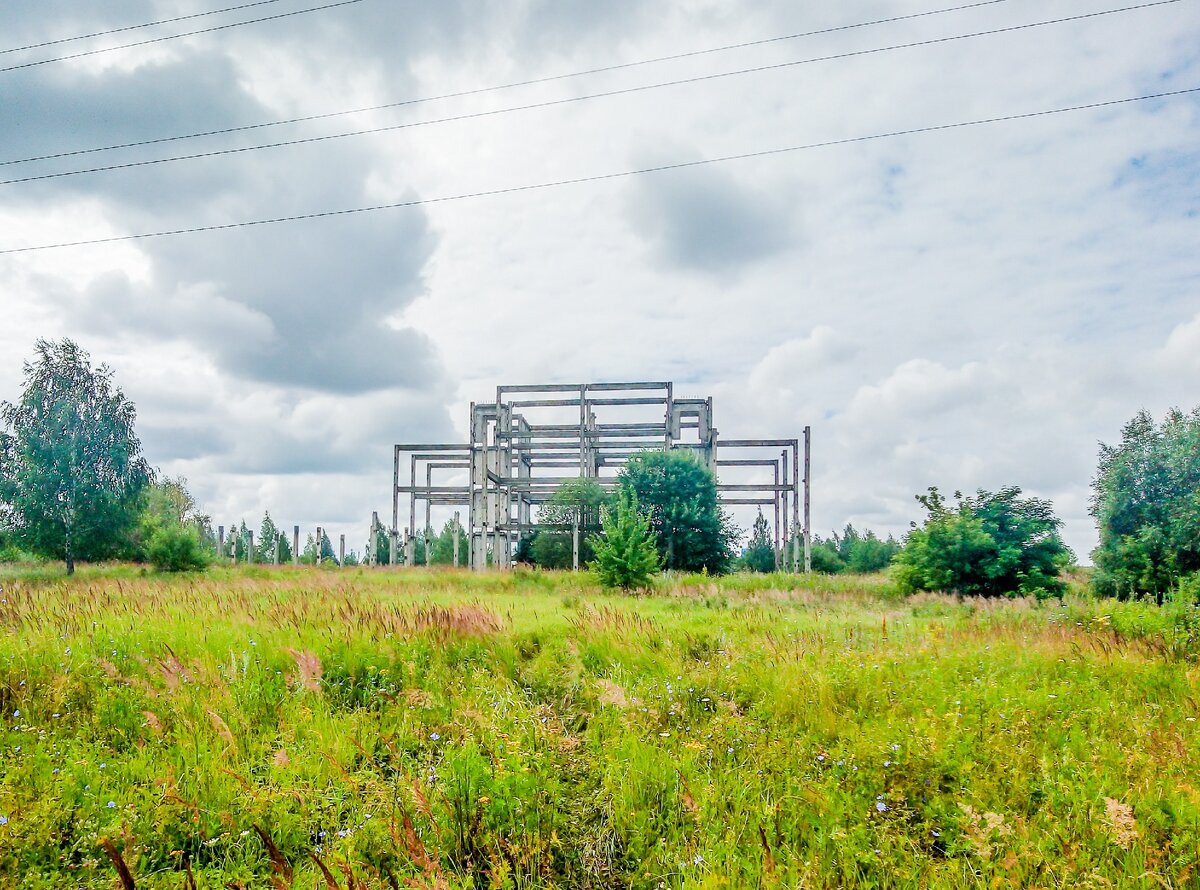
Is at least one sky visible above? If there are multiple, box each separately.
[1,0,1197,561]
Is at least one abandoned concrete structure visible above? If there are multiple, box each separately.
[388,381,811,571]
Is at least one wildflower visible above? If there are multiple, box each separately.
[12,710,18,718]
[0,815,7,826]
[430,732,440,741]
[890,744,900,751]
[693,854,704,865]
[52,713,60,719]
[816,754,824,762]
[106,801,116,809]
[884,760,891,767]
[875,802,888,812]
[99,763,106,769]
[52,768,60,775]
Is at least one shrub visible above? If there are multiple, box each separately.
[144,521,210,572]
[896,486,1072,599]
[589,489,660,590]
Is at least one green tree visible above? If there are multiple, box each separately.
[530,478,610,569]
[619,450,738,573]
[1091,407,1200,599]
[740,509,776,572]
[256,511,291,563]
[427,516,466,565]
[0,340,151,574]
[895,486,1072,599]
[589,488,660,590]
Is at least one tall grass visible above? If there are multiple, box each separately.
[0,565,1196,888]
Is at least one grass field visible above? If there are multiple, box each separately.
[0,565,1197,889]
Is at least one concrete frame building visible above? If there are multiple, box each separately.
[393,381,810,571]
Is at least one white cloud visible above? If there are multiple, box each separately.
[1,0,1198,560]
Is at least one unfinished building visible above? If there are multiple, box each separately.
[390,381,810,571]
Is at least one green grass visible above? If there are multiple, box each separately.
[0,565,1197,888]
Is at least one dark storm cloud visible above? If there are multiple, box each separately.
[626,163,796,277]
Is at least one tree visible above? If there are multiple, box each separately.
[740,509,776,573]
[1090,407,1200,598]
[895,486,1073,599]
[619,450,738,573]
[530,478,610,569]
[256,511,291,563]
[0,340,151,574]
[589,488,660,590]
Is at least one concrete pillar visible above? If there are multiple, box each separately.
[453,513,461,568]
[316,527,323,565]
[389,529,398,566]
[293,526,300,566]
[572,516,580,572]
[803,426,812,574]
[218,525,225,561]
[339,534,345,566]
[273,533,281,565]
[247,530,254,564]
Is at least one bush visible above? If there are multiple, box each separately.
[144,522,210,572]
[896,486,1072,599]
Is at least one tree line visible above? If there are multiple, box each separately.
[2,339,1197,602]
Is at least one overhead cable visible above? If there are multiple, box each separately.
[0,0,1180,186]
[0,0,288,56]
[0,0,368,74]
[1,0,1017,167]
[2,86,1194,255]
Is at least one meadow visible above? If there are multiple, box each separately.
[0,565,1196,889]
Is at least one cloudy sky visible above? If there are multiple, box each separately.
[1,0,1197,560]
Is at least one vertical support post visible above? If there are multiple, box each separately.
[409,455,418,565]
[453,512,461,568]
[792,441,801,574]
[369,512,379,566]
[293,526,300,565]
[803,426,812,574]
[781,452,790,570]
[315,527,323,565]
[392,445,400,561]
[218,525,225,561]
[572,516,580,572]
[389,529,398,566]
[247,530,254,564]
[773,461,781,571]
[339,534,345,567]
[425,464,433,566]
[405,527,415,566]
[274,533,281,565]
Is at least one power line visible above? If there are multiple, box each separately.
[0,0,368,74]
[2,86,1194,256]
[0,0,288,56]
[0,0,1178,187]
[2,0,1015,167]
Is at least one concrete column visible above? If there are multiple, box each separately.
[247,530,254,564]
[453,513,461,567]
[339,534,345,567]
[293,526,300,566]
[572,516,580,572]
[803,426,812,574]
[218,525,225,561]
[316,527,323,565]
[389,529,398,566]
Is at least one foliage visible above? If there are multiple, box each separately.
[806,524,903,574]
[619,450,738,573]
[427,516,466,565]
[0,339,151,573]
[589,488,660,590]
[142,520,210,572]
[256,511,291,563]
[0,566,1197,888]
[740,509,776,572]
[1090,407,1200,599]
[525,479,610,569]
[895,486,1072,599]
